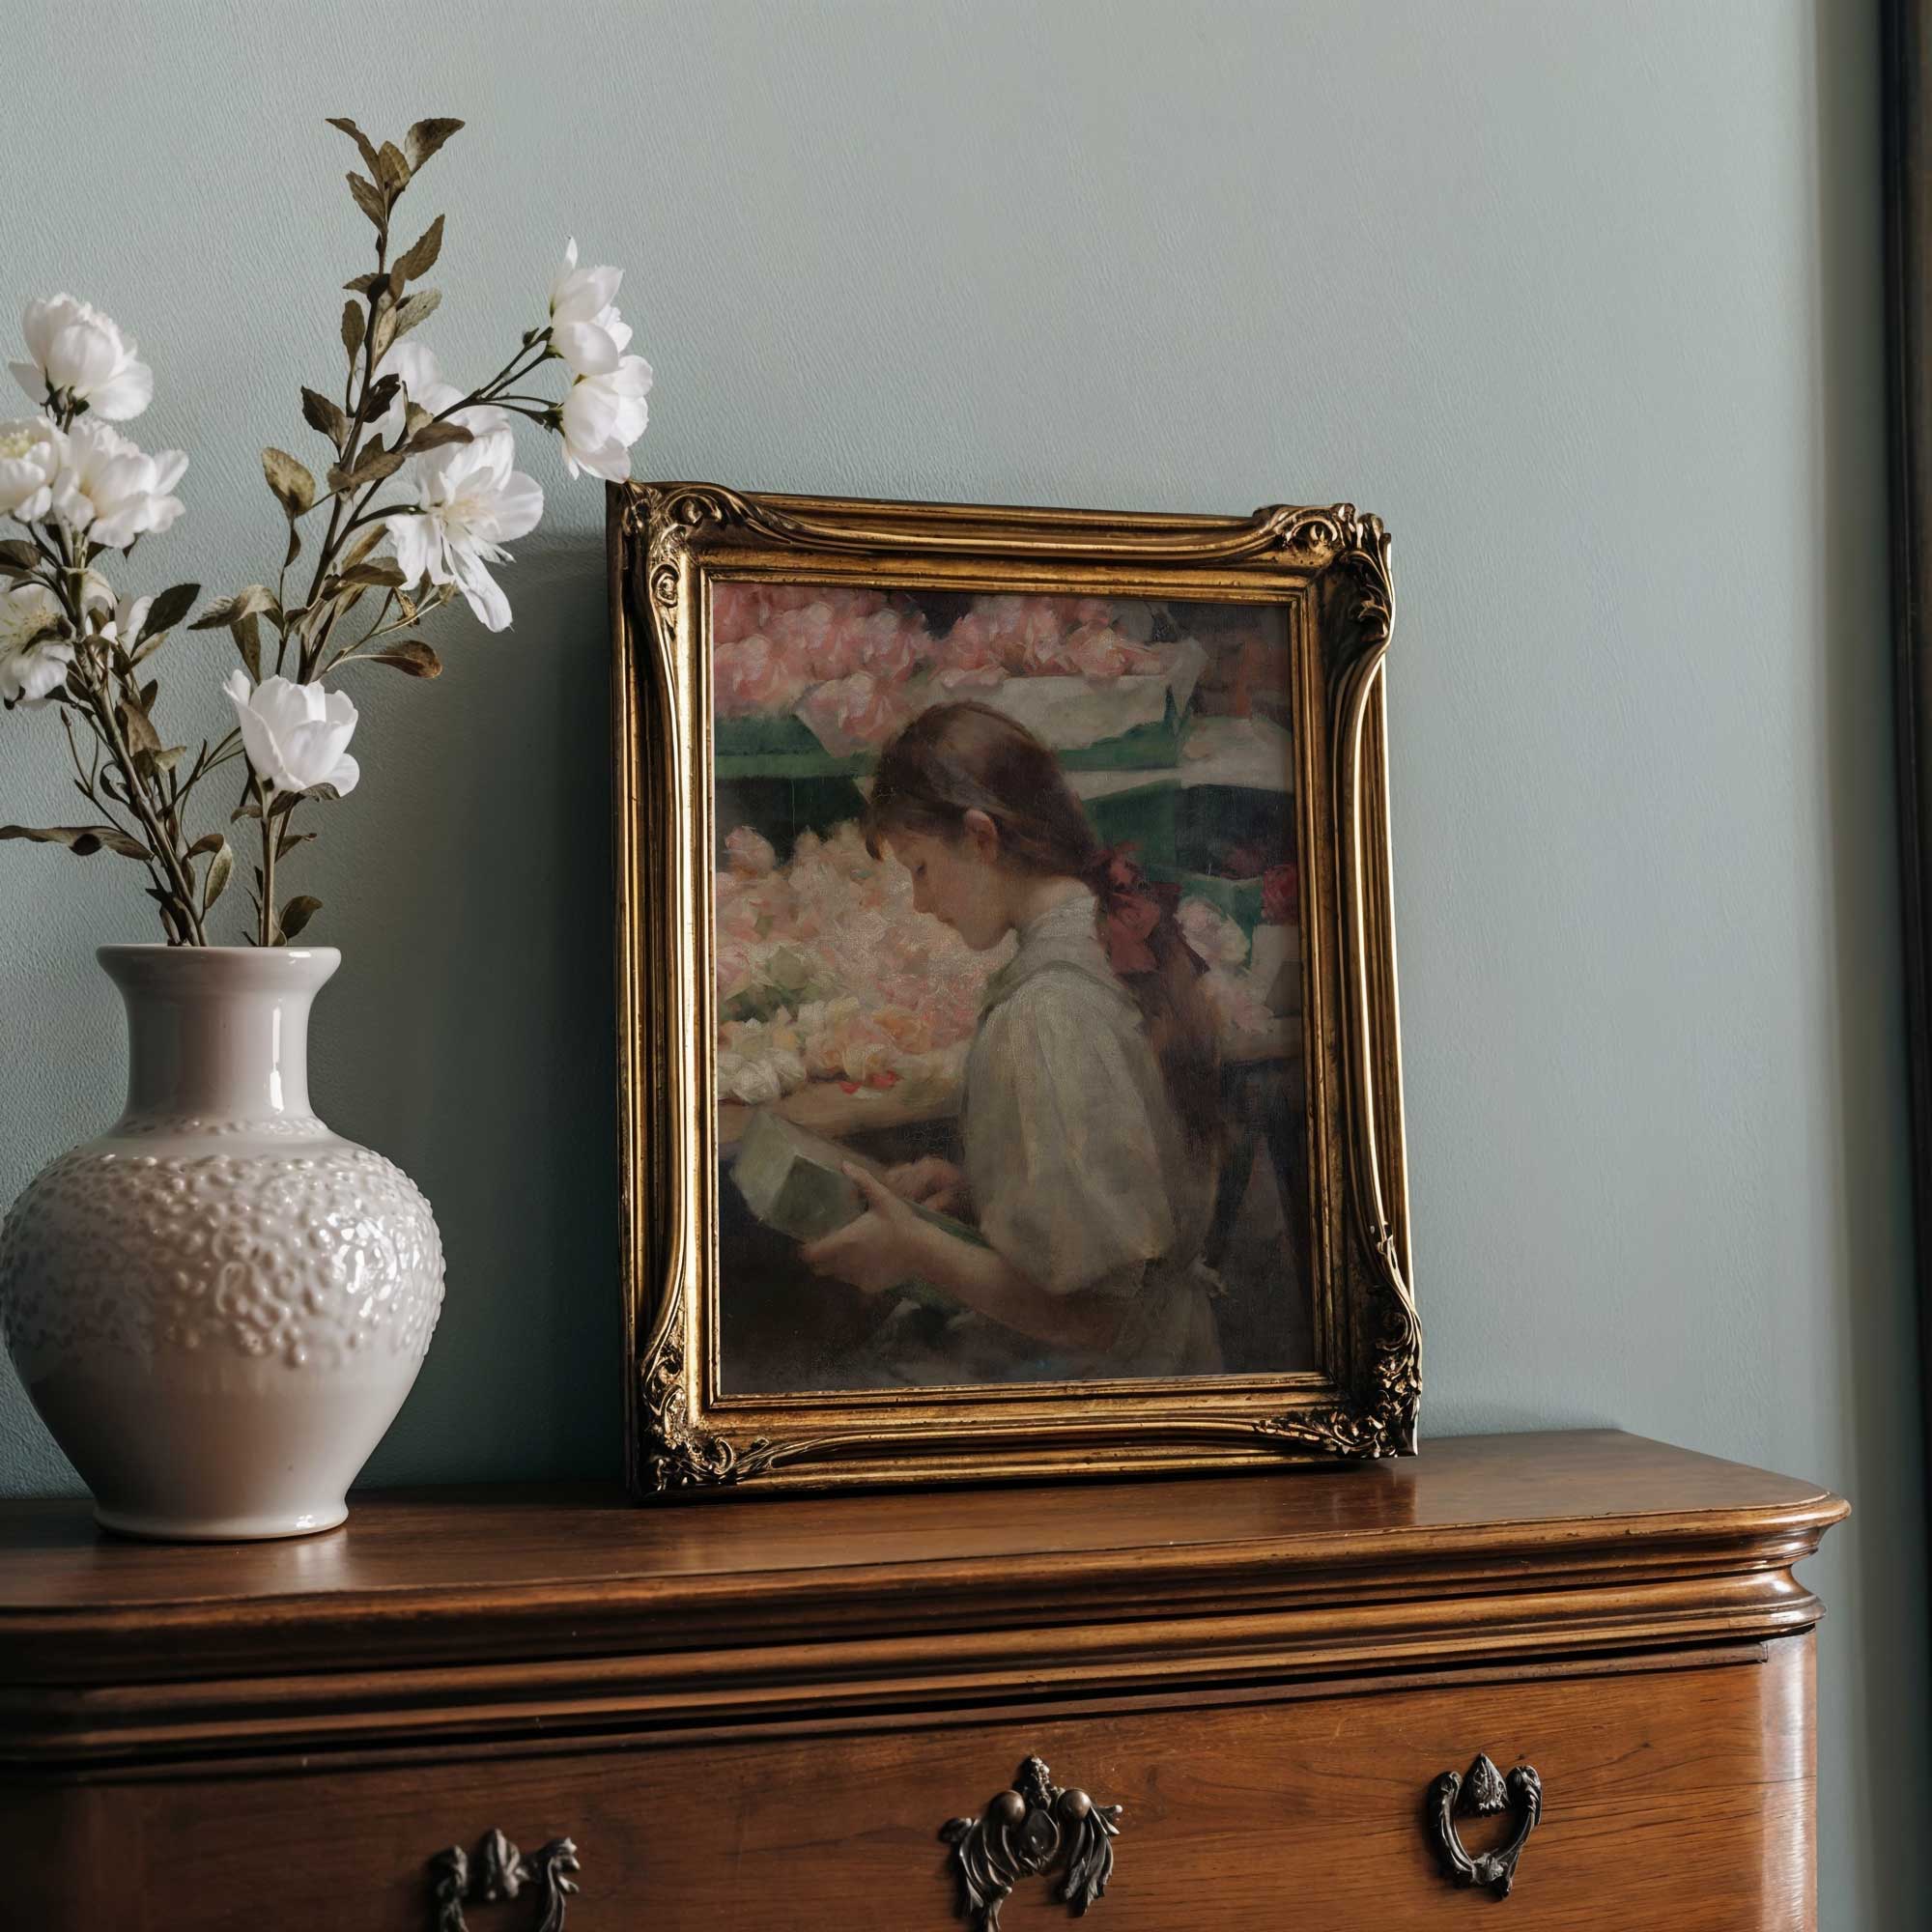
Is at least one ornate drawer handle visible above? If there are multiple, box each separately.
[941,1754,1123,1929]
[1426,1753,1542,1899]
[429,1830,581,1932]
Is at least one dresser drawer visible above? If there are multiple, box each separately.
[9,1638,1812,1932]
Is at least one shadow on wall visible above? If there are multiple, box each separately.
[311,536,621,1485]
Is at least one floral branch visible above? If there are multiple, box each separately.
[0,113,652,946]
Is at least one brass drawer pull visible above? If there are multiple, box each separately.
[1426,1753,1542,1899]
[941,1754,1123,1928]
[428,1829,581,1932]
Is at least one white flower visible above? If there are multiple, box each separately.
[11,295,153,420]
[48,419,186,549]
[223,671,359,796]
[97,589,154,648]
[368,341,508,443]
[549,239,627,376]
[385,429,543,633]
[0,583,73,707]
[558,354,652,482]
[0,417,65,521]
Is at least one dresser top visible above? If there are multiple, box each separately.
[0,1430,1844,1695]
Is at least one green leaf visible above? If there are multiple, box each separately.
[324,116,382,176]
[390,288,440,343]
[374,142,411,193]
[404,118,464,172]
[346,171,386,231]
[1,823,153,860]
[140,582,199,640]
[262,447,318,518]
[394,213,443,283]
[279,895,324,940]
[202,840,234,913]
[365,638,441,678]
[406,419,471,454]
[341,298,365,365]
[301,386,350,448]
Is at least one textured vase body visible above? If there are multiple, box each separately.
[0,946,443,1540]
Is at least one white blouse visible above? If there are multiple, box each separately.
[892,886,1223,1384]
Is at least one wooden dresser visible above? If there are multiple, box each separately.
[0,1430,1846,1930]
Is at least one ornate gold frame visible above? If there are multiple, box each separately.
[608,481,1415,1495]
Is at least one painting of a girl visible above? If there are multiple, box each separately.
[797,701,1227,1382]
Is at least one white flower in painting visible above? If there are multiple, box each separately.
[47,419,186,549]
[0,583,73,707]
[368,341,508,443]
[0,417,65,521]
[558,353,652,482]
[223,671,360,796]
[548,238,628,376]
[11,295,153,420]
[385,428,543,633]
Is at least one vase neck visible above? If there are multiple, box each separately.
[99,947,340,1124]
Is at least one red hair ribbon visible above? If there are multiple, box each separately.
[1096,846,1199,978]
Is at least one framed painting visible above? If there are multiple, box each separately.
[607,482,1415,1495]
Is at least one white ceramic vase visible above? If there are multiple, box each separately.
[0,946,444,1540]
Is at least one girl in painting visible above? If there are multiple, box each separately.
[799,700,1225,1382]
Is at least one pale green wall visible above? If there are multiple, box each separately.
[0,1,1922,1920]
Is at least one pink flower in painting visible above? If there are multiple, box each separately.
[932,620,1009,691]
[796,671,917,753]
[1056,622,1163,681]
[711,582,764,645]
[724,827,778,877]
[1178,897,1251,969]
[715,632,811,718]
[1202,967,1276,1040]
[853,609,920,682]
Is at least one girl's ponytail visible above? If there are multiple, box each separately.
[867,700,1224,1154]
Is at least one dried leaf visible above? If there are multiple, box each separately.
[404,118,464,172]
[118,698,162,755]
[233,611,263,684]
[324,116,382,176]
[366,638,441,678]
[203,841,234,912]
[374,142,411,192]
[346,171,386,231]
[189,585,278,630]
[279,895,324,940]
[276,828,316,858]
[390,288,440,343]
[262,446,317,518]
[231,801,262,823]
[341,298,365,364]
[148,745,188,775]
[185,832,225,859]
[336,558,407,590]
[338,525,387,573]
[140,582,199,640]
[394,213,443,283]
[301,386,350,448]
[406,420,471,454]
[362,372,402,419]
[369,298,398,364]
[327,446,406,496]
[0,824,152,860]
[0,539,38,570]
[139,679,158,711]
